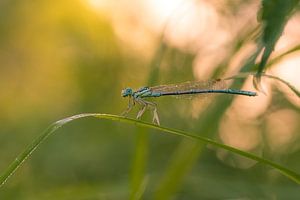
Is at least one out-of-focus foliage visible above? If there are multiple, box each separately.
[257,0,299,74]
[0,0,300,199]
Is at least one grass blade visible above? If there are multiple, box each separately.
[130,127,148,200]
[0,113,299,188]
[257,0,299,75]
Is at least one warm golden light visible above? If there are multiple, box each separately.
[266,109,299,153]
[219,111,261,151]
[271,53,300,107]
[144,0,187,25]
[85,0,108,9]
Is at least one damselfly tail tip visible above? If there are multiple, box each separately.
[248,91,258,97]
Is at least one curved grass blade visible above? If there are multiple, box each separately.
[225,73,300,97]
[0,113,299,188]
[262,74,300,97]
[266,44,300,68]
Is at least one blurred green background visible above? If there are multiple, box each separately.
[1,0,300,199]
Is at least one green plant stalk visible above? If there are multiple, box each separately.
[130,40,166,200]
[130,127,148,200]
[154,140,204,199]
[0,113,299,188]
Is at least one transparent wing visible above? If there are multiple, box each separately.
[149,79,227,94]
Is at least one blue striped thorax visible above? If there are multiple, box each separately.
[122,87,162,99]
[133,87,151,98]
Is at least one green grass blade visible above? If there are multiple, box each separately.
[129,39,166,200]
[257,0,299,75]
[0,113,299,188]
[154,140,203,200]
[130,127,148,200]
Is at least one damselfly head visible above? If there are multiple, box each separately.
[121,88,133,97]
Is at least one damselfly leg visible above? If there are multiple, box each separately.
[136,99,147,119]
[121,97,134,116]
[135,98,160,125]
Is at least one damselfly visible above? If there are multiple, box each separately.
[121,78,257,125]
